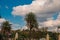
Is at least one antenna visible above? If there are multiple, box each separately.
[0,16,1,18]
[0,9,2,18]
[0,14,1,18]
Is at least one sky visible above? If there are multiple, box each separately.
[0,0,60,31]
[0,0,33,30]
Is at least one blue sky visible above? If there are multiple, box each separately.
[0,0,32,27]
[0,0,60,30]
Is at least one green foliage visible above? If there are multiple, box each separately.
[25,12,38,30]
[1,21,11,32]
[11,32,15,38]
[25,12,39,40]
[48,32,58,40]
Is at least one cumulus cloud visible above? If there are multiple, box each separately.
[11,23,21,30]
[11,0,60,31]
[21,26,28,30]
[12,0,46,16]
[38,13,60,32]
[12,0,60,22]
[0,18,6,23]
[0,18,6,29]
[42,13,60,27]
[12,0,60,16]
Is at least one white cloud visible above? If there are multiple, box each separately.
[42,13,60,27]
[11,0,60,31]
[21,26,28,30]
[38,13,60,32]
[12,0,60,24]
[0,18,6,23]
[12,0,46,16]
[0,18,6,28]
[11,23,21,30]
[11,23,28,30]
[12,0,60,17]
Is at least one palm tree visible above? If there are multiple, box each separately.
[1,21,11,33]
[1,21,11,40]
[25,12,38,40]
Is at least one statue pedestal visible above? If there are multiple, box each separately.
[15,33,18,40]
[58,33,60,40]
[46,33,49,40]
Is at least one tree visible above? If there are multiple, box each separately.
[1,21,11,33]
[1,21,11,40]
[25,12,38,30]
[25,12,38,40]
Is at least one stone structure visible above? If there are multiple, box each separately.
[58,33,60,40]
[46,33,49,40]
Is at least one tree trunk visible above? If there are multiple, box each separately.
[29,28,31,40]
